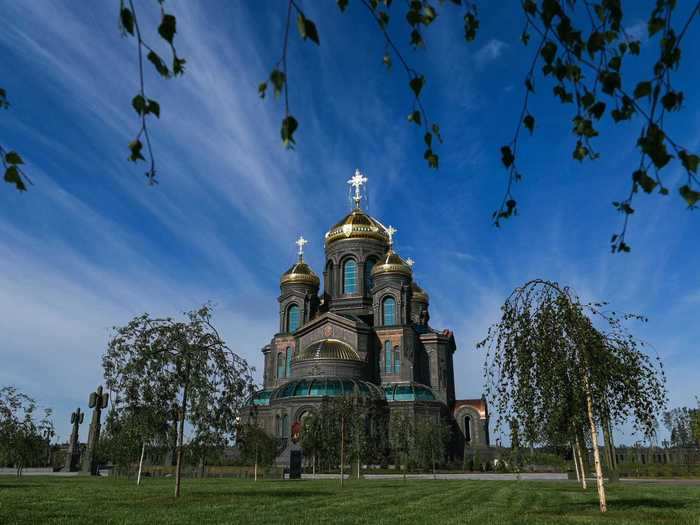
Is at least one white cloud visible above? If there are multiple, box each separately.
[474,39,508,68]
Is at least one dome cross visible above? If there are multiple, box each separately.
[406,257,415,268]
[295,235,308,257]
[347,169,368,208]
[386,225,397,247]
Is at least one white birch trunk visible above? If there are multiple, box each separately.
[584,380,607,512]
[137,441,146,486]
[571,442,581,483]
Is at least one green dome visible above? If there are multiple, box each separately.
[383,382,437,402]
[245,389,273,407]
[270,377,385,402]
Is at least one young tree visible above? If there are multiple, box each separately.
[103,305,255,497]
[479,279,666,513]
[0,386,54,476]
[300,413,324,479]
[413,418,450,478]
[389,411,414,482]
[663,406,700,448]
[238,423,281,481]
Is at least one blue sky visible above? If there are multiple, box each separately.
[0,2,698,444]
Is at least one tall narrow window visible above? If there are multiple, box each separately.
[343,259,357,294]
[382,296,396,325]
[281,414,289,438]
[275,415,281,436]
[394,346,401,375]
[285,347,292,377]
[277,353,285,379]
[364,259,376,293]
[464,416,472,442]
[384,340,392,374]
[287,304,300,333]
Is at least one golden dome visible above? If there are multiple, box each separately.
[280,258,320,287]
[297,339,362,361]
[412,282,429,303]
[371,250,412,277]
[325,209,390,246]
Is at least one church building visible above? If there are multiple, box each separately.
[245,171,489,464]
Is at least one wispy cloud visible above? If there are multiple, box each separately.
[474,39,508,68]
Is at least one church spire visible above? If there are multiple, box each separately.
[347,169,368,209]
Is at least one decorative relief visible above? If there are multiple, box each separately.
[324,325,333,338]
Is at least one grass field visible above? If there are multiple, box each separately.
[1,476,699,524]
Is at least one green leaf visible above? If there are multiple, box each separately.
[148,99,160,118]
[633,81,652,99]
[407,111,422,125]
[679,185,700,207]
[424,132,432,148]
[120,7,134,36]
[501,146,515,168]
[158,14,177,44]
[128,139,145,162]
[422,6,437,25]
[297,14,320,45]
[410,29,424,47]
[4,151,23,165]
[281,115,299,148]
[431,123,443,143]
[132,94,147,116]
[541,41,557,64]
[523,0,536,15]
[147,51,170,77]
[608,55,621,72]
[633,169,657,193]
[424,148,438,168]
[648,17,665,37]
[269,70,286,98]
[463,12,479,42]
[629,40,641,55]
[4,165,26,191]
[409,75,425,98]
[637,124,672,169]
[587,31,605,58]
[661,90,683,111]
[599,70,620,95]
[573,141,588,161]
[258,82,267,99]
[588,101,606,120]
[173,55,186,76]
[337,0,349,12]
[679,150,700,174]
[523,114,535,134]
[378,11,390,29]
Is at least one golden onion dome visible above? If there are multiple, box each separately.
[280,257,320,287]
[412,281,429,303]
[325,209,390,246]
[297,339,362,361]
[371,250,412,278]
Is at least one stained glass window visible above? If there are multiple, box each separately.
[343,259,357,294]
[287,304,300,332]
[383,296,396,325]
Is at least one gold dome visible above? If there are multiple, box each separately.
[280,258,320,287]
[371,250,412,277]
[412,282,429,303]
[297,339,362,361]
[325,209,390,246]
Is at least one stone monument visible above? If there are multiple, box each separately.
[81,385,109,475]
[64,407,84,472]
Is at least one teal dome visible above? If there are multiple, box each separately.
[383,382,436,402]
[270,377,385,402]
[245,389,273,407]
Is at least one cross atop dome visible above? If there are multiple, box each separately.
[406,257,415,268]
[296,235,308,258]
[347,169,368,209]
[386,225,397,246]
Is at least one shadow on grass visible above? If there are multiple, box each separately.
[571,498,692,510]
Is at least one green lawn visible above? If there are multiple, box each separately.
[1,476,699,524]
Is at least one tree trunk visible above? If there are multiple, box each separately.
[254,447,258,482]
[137,441,146,486]
[575,435,587,489]
[403,452,407,482]
[357,455,360,480]
[340,416,344,488]
[571,442,581,483]
[584,381,607,512]
[312,452,316,479]
[174,379,189,498]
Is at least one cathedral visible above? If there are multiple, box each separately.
[245,171,489,465]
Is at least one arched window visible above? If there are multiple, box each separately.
[287,304,300,333]
[277,353,285,379]
[281,414,289,438]
[464,416,472,443]
[384,340,392,374]
[382,296,396,325]
[364,258,376,293]
[343,259,357,294]
[394,346,401,375]
[285,347,292,377]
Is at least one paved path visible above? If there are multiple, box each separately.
[363,473,567,481]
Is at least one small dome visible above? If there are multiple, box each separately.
[383,382,437,402]
[297,339,361,362]
[371,250,412,278]
[280,258,320,287]
[412,282,429,303]
[325,209,389,246]
[270,377,385,402]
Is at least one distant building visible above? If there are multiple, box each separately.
[244,172,488,464]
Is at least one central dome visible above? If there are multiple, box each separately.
[297,339,361,361]
[325,209,389,246]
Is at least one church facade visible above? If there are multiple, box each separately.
[245,172,489,464]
